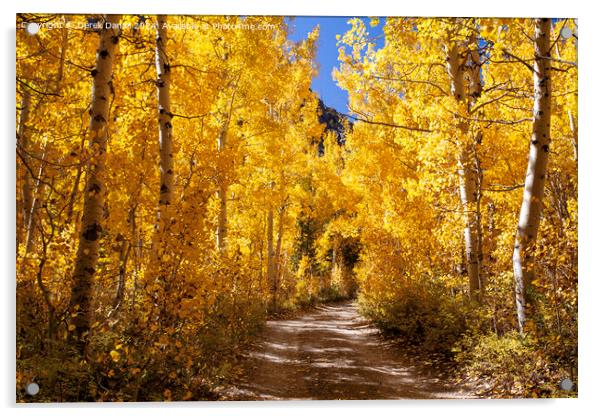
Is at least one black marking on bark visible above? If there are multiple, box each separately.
[83,223,102,241]
[88,182,101,193]
[165,122,172,129]
[542,144,550,153]
[90,69,98,77]
[160,184,169,193]
[94,114,106,124]
[163,63,170,73]
[157,79,165,88]
[99,50,109,59]
[532,140,539,145]
[166,169,173,174]
[111,35,119,44]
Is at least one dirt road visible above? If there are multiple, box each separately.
[225,302,475,400]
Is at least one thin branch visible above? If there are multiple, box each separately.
[17,78,62,97]
[499,49,536,73]
[344,113,432,133]
[483,183,524,192]
[372,75,448,96]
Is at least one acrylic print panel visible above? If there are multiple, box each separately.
[15,14,578,402]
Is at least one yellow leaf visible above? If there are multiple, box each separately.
[110,350,121,362]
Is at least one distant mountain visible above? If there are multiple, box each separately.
[315,98,352,156]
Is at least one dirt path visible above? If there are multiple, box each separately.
[224,301,475,400]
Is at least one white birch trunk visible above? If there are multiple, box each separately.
[512,18,552,334]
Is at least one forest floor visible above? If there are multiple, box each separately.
[221,301,477,400]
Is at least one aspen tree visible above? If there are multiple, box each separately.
[68,14,121,353]
[17,90,32,243]
[513,18,552,333]
[155,14,174,234]
[445,27,481,300]
[466,29,485,298]
[217,126,228,251]
[267,206,276,305]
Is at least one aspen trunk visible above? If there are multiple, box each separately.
[512,18,552,334]
[267,207,276,305]
[110,239,130,314]
[457,147,481,299]
[68,15,121,354]
[216,128,228,251]
[17,91,32,244]
[23,144,48,260]
[467,31,485,298]
[332,236,339,275]
[446,39,481,300]
[275,205,284,284]
[155,15,174,234]
[568,110,577,164]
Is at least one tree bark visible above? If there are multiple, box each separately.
[466,31,485,299]
[155,15,175,234]
[512,18,552,334]
[216,127,228,251]
[68,15,121,354]
[568,110,577,164]
[22,144,48,260]
[267,206,276,305]
[17,90,32,244]
[275,204,285,285]
[446,35,482,300]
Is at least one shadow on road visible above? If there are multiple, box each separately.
[224,301,475,400]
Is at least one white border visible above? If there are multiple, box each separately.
[3,1,600,415]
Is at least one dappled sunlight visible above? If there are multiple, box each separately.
[227,302,473,400]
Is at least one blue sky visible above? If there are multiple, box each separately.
[286,17,385,114]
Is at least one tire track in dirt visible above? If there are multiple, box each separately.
[224,301,475,400]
